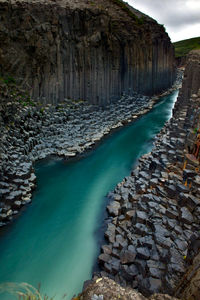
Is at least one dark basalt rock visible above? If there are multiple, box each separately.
[100,52,200,296]
[0,0,176,105]
[180,207,194,225]
[120,250,136,264]
[136,247,150,260]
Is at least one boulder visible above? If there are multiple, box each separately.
[120,250,136,264]
[180,207,194,225]
[107,201,120,217]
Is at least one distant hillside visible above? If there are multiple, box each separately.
[173,36,200,58]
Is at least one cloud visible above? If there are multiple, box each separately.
[164,12,200,29]
[127,0,200,41]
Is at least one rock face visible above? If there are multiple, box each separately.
[179,50,200,101]
[98,50,200,296]
[0,0,176,105]
[0,75,179,227]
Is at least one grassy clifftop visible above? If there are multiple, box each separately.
[173,36,200,58]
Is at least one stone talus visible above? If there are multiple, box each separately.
[0,79,179,227]
[98,50,200,298]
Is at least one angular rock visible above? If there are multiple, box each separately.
[121,264,138,281]
[112,248,120,259]
[180,207,194,224]
[105,223,116,244]
[149,178,159,188]
[137,236,155,249]
[120,250,136,264]
[136,247,150,260]
[176,183,189,193]
[125,210,136,220]
[165,185,176,197]
[101,245,112,255]
[135,260,147,277]
[166,209,179,219]
[154,234,172,249]
[107,201,120,217]
[149,267,164,279]
[147,260,166,271]
[174,239,188,252]
[99,254,111,267]
[169,263,185,274]
[136,211,148,224]
[110,257,120,274]
[115,234,128,249]
[135,223,151,235]
[153,224,170,238]
[149,277,162,294]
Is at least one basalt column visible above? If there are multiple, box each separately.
[0,0,176,105]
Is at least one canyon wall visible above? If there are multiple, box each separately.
[178,50,200,101]
[96,50,200,299]
[0,0,176,105]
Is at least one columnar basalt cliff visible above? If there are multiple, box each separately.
[178,50,200,101]
[97,50,200,298]
[0,0,176,105]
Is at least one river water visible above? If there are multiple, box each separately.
[0,90,178,299]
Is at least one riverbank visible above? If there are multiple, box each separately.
[0,73,181,228]
[96,51,200,297]
[0,89,179,300]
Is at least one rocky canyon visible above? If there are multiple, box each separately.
[0,0,176,105]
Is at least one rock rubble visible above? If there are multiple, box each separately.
[98,52,200,296]
[0,83,179,227]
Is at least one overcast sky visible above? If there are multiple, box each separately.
[127,0,200,42]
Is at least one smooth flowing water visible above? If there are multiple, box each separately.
[0,91,178,299]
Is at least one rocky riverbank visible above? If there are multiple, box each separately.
[96,51,200,298]
[0,75,181,228]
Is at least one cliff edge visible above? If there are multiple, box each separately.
[0,0,176,105]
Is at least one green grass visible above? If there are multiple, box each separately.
[173,36,200,58]
[111,0,145,25]
[3,76,16,85]
[0,74,36,107]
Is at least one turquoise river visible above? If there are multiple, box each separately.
[0,91,178,299]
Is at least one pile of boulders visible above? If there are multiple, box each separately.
[98,64,200,296]
[1,84,179,227]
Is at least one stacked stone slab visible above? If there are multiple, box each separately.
[1,86,179,227]
[0,0,176,105]
[99,51,200,296]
